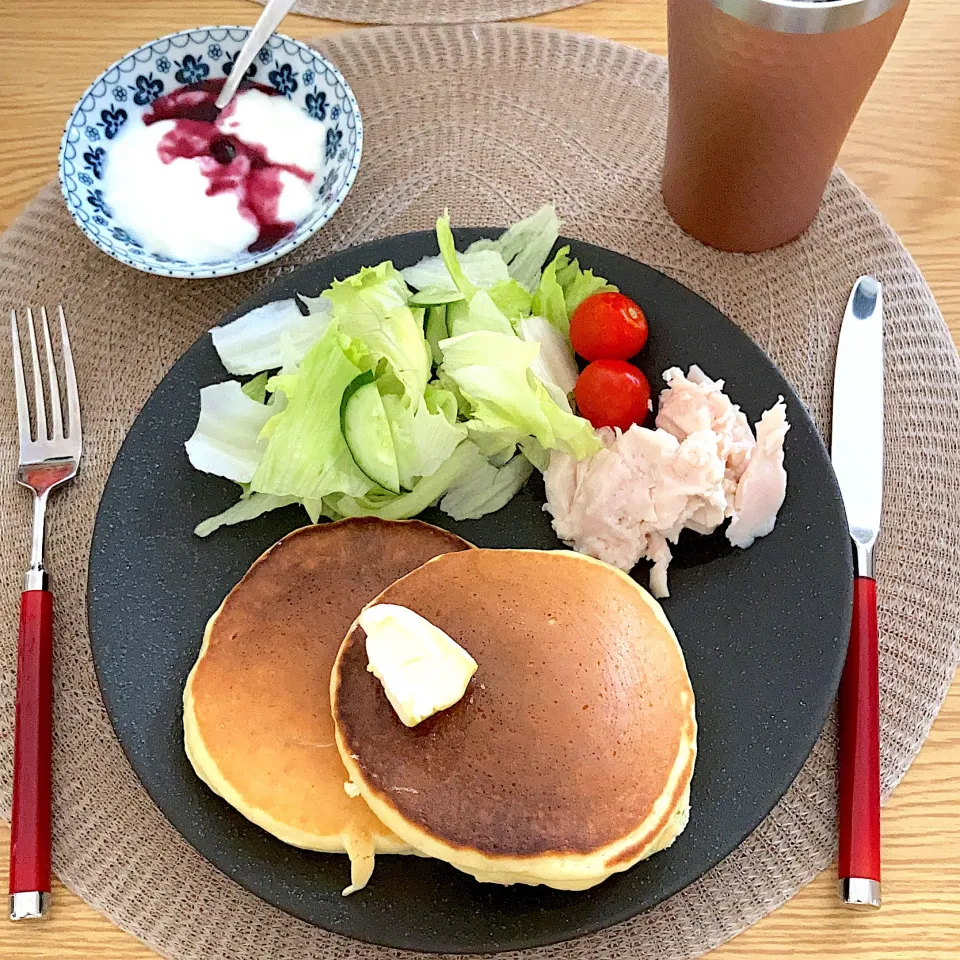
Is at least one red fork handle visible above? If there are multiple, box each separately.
[9,589,53,900]
[838,576,881,906]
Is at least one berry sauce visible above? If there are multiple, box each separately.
[144,79,314,253]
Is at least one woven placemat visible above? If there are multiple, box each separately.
[252,0,594,24]
[1,22,959,960]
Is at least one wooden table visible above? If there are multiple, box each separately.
[1,0,958,956]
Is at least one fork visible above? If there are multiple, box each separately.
[7,306,81,921]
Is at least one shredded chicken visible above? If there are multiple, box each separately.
[657,366,757,503]
[545,423,729,586]
[544,366,789,597]
[726,400,789,548]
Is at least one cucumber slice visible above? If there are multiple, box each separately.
[340,372,401,494]
[425,305,448,365]
[410,287,465,307]
[446,299,470,338]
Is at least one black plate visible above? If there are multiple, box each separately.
[88,231,852,953]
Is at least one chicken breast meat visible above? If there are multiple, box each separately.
[544,366,789,597]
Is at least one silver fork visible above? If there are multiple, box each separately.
[7,306,82,921]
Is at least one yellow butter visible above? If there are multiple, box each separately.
[359,603,478,727]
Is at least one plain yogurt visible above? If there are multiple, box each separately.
[102,80,328,263]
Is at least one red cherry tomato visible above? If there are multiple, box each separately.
[569,292,649,362]
[574,359,651,431]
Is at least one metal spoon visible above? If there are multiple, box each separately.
[215,0,299,110]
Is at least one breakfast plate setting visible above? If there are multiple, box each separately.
[1,15,959,960]
[87,222,851,950]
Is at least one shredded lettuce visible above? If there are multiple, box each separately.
[440,452,534,521]
[302,499,326,523]
[433,214,516,338]
[518,436,550,473]
[409,287,466,307]
[435,212,478,300]
[439,331,601,459]
[195,493,299,538]
[297,291,335,314]
[532,246,618,336]
[518,316,579,396]
[425,381,459,424]
[444,300,467,337]
[382,393,468,490]
[241,372,269,403]
[250,325,375,501]
[488,279,533,319]
[543,380,574,413]
[210,298,331,375]
[402,248,509,295]
[425,305,448,365]
[190,203,612,536]
[531,247,572,335]
[446,289,514,338]
[323,263,430,400]
[465,421,519,463]
[325,262,410,312]
[334,441,481,520]
[555,254,618,315]
[185,381,274,484]
[468,204,561,292]
[256,388,289,442]
[435,367,472,420]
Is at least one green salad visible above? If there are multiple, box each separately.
[186,205,616,536]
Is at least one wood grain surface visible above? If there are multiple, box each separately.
[0,0,958,957]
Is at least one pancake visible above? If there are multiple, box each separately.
[331,549,696,891]
[183,517,472,893]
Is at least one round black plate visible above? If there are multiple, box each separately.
[88,231,852,953]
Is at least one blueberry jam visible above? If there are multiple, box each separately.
[143,78,314,253]
[210,139,236,165]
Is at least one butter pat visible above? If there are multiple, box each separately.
[359,603,478,727]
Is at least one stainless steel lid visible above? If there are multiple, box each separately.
[710,0,903,34]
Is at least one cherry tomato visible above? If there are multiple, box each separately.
[569,292,649,362]
[574,359,651,431]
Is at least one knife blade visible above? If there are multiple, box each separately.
[832,276,884,573]
[831,275,884,911]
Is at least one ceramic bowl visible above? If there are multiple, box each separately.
[58,26,362,278]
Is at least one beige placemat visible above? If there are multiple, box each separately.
[252,0,594,24]
[1,22,959,960]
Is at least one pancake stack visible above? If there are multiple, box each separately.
[332,549,697,890]
[183,517,472,893]
[184,522,697,894]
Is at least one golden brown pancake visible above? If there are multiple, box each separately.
[332,549,696,890]
[183,517,472,892]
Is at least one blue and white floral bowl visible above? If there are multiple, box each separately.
[58,27,362,279]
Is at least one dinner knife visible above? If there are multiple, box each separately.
[831,275,883,909]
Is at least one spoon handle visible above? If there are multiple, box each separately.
[215,0,299,110]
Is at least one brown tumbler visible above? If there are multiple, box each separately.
[662,0,909,252]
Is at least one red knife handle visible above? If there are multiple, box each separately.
[9,589,53,897]
[838,576,881,889]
